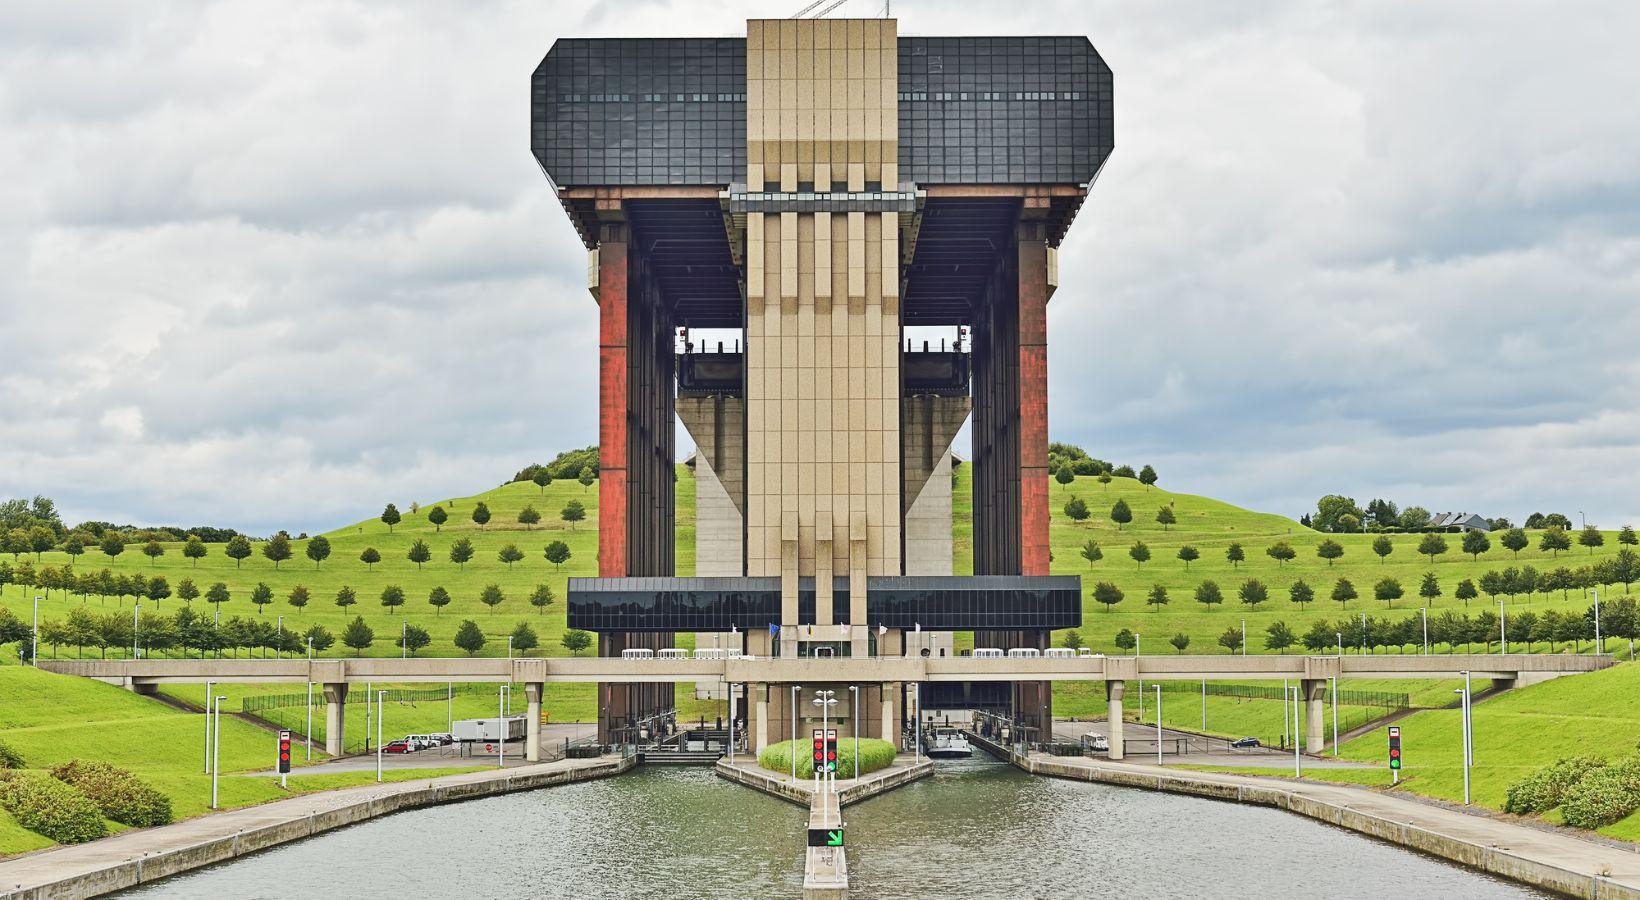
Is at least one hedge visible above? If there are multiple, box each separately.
[0,740,24,770]
[1560,757,1640,830]
[757,738,897,779]
[1503,756,1607,814]
[0,771,106,844]
[51,760,173,828]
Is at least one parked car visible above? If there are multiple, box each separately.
[1230,737,1261,749]
[405,734,437,750]
[427,732,454,746]
[382,740,412,754]
[1086,734,1110,752]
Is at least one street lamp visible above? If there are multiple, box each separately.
[377,689,387,782]
[790,685,801,781]
[497,686,507,769]
[1336,632,1343,658]
[1240,619,1246,656]
[1420,608,1429,655]
[1454,681,1472,805]
[848,685,859,779]
[210,693,224,809]
[133,602,140,659]
[812,691,838,783]
[203,680,214,774]
[305,681,314,760]
[31,594,40,666]
[1290,686,1301,777]
[1330,675,1339,756]
[276,615,283,659]
[1154,684,1162,766]
[1593,589,1603,655]
[1499,600,1507,654]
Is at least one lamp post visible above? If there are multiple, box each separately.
[1337,632,1343,658]
[401,621,407,659]
[1154,684,1163,766]
[376,689,387,782]
[914,683,923,762]
[848,685,859,779]
[210,693,223,809]
[1240,619,1246,656]
[1454,681,1472,805]
[790,685,800,781]
[133,602,140,659]
[1421,608,1429,655]
[1360,613,1367,653]
[276,615,283,659]
[305,681,314,760]
[306,636,313,660]
[1463,670,1474,765]
[1499,600,1507,654]
[1330,675,1339,756]
[1593,589,1603,655]
[203,680,214,774]
[498,686,506,769]
[812,691,838,785]
[1290,686,1301,777]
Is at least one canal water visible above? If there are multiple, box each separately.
[123,758,1543,899]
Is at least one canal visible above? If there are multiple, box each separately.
[122,758,1543,898]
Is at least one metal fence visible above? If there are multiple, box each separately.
[241,683,492,713]
[1152,681,1408,709]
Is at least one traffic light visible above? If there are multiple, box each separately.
[812,729,825,772]
[277,730,293,775]
[1387,726,1402,771]
[825,729,838,774]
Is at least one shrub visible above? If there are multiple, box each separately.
[757,738,897,779]
[50,760,173,827]
[1560,758,1640,830]
[1503,756,1607,814]
[0,740,24,770]
[0,771,107,844]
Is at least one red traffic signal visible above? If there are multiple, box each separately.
[276,730,293,774]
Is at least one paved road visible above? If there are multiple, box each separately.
[1051,720,1372,770]
[256,723,599,774]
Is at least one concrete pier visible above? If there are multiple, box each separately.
[322,682,347,758]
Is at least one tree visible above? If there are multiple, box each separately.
[1266,541,1296,566]
[1239,579,1268,607]
[1500,527,1529,558]
[1419,571,1441,604]
[543,540,572,570]
[1539,527,1571,558]
[1169,632,1191,653]
[396,624,432,656]
[205,582,231,614]
[480,584,505,610]
[1316,539,1343,567]
[1313,495,1364,533]
[287,585,310,613]
[1055,467,1075,486]
[139,540,164,567]
[250,582,273,614]
[532,470,553,493]
[407,539,432,570]
[1138,464,1158,490]
[1284,580,1313,610]
[147,576,171,606]
[380,585,406,614]
[1619,525,1638,547]
[1579,525,1605,555]
[27,526,54,562]
[428,586,451,615]
[304,623,334,655]
[1373,577,1403,608]
[1195,580,1223,607]
[380,503,401,533]
[61,533,86,565]
[1146,584,1169,611]
[1331,578,1357,609]
[1109,499,1132,530]
[225,535,252,568]
[1155,506,1176,531]
[359,547,381,570]
[259,533,291,569]
[518,506,541,530]
[1129,541,1150,568]
[471,502,492,530]
[498,544,524,569]
[427,506,448,532]
[335,585,357,610]
[1399,506,1432,531]
[342,616,375,656]
[1177,545,1199,569]
[529,584,555,615]
[305,535,331,568]
[1226,543,1245,568]
[1417,532,1448,564]
[1458,529,1490,561]
[1098,472,1113,491]
[1450,577,1476,608]
[1063,497,1089,523]
[577,467,596,490]
[561,628,593,656]
[1113,628,1136,652]
[1370,535,1394,565]
[177,578,200,605]
[1264,621,1296,652]
[1217,625,1244,654]
[1079,540,1103,567]
[1612,548,1639,594]
[561,500,586,531]
[510,621,539,656]
[1092,581,1124,612]
[100,534,126,561]
[1062,629,1084,650]
[449,538,475,569]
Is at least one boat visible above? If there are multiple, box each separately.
[925,728,973,759]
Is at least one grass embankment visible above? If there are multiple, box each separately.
[1055,679,1410,747]
[0,667,483,856]
[1184,661,1640,843]
[758,738,896,779]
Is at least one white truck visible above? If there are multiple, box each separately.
[452,716,526,744]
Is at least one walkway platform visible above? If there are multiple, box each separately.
[0,755,633,900]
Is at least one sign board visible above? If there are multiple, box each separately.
[277,730,293,774]
[807,828,844,847]
[1387,726,1402,771]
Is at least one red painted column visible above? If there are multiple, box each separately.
[597,221,629,578]
[1017,222,1050,577]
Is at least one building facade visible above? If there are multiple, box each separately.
[533,17,1112,745]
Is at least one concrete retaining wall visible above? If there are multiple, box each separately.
[0,757,634,900]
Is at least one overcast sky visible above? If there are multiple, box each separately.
[3,0,1638,535]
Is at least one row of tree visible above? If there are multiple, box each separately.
[378,497,588,535]
[0,605,595,661]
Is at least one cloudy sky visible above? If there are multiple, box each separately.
[3,0,1638,535]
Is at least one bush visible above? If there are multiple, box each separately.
[757,738,897,779]
[1560,758,1640,830]
[0,771,107,844]
[50,760,173,827]
[0,740,24,770]
[1503,756,1607,814]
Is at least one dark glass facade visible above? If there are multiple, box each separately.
[531,37,1113,188]
[568,575,1082,632]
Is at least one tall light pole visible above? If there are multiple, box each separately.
[913,683,923,761]
[1360,613,1367,653]
[1463,670,1474,766]
[1200,678,1206,733]
[498,686,507,768]
[31,594,40,666]
[1593,589,1603,654]
[1330,675,1339,756]
[376,689,387,782]
[204,680,215,773]
[133,602,140,659]
[790,685,800,781]
[1420,608,1429,655]
[1154,684,1163,766]
[1336,632,1343,658]
[1240,619,1246,655]
[210,694,223,809]
[1454,682,1471,805]
[848,685,859,779]
[1290,686,1301,777]
[402,621,407,659]
[276,615,283,659]
[306,636,313,660]
[1499,600,1507,654]
[305,681,314,760]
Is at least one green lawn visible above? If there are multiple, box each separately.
[0,666,487,855]
[1055,679,1400,747]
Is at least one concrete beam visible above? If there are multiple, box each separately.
[323,683,348,758]
[1106,680,1125,761]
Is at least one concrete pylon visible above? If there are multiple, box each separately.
[525,682,544,762]
[900,395,970,514]
[1106,680,1126,761]
[881,682,897,751]
[323,683,348,757]
[677,395,745,517]
[1303,679,1327,753]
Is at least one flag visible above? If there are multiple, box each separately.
[769,623,780,637]
[840,623,851,637]
[877,625,888,636]
[914,622,921,633]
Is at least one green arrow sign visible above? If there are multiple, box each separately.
[807,828,845,848]
[827,830,844,847]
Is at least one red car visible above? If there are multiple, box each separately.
[382,740,412,754]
